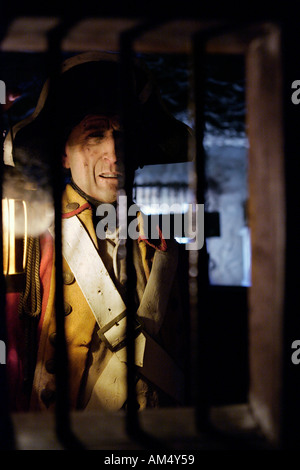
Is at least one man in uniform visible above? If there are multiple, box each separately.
[4,52,191,412]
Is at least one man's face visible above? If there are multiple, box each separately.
[63,114,123,203]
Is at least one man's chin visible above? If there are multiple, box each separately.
[91,188,118,204]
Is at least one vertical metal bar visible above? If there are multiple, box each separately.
[119,20,168,450]
[0,9,11,445]
[192,21,252,431]
[46,18,83,450]
[120,18,224,445]
[46,25,71,447]
[0,66,15,449]
[191,32,211,431]
[119,37,139,433]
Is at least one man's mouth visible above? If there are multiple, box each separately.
[98,172,119,179]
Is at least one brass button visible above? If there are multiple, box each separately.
[49,332,56,346]
[66,202,79,211]
[63,271,75,285]
[45,359,55,374]
[40,388,56,408]
[64,302,72,316]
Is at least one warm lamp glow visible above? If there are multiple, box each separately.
[2,198,28,276]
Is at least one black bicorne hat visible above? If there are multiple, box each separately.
[4,52,192,179]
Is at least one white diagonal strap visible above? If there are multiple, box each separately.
[62,215,131,353]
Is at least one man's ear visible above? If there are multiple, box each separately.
[62,151,70,169]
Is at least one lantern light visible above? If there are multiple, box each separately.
[2,197,28,292]
[1,165,54,292]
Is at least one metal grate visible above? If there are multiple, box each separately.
[0,16,206,451]
[0,16,264,450]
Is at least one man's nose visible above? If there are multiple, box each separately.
[108,146,117,163]
[103,135,118,163]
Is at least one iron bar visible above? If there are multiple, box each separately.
[0,73,15,451]
[191,20,255,433]
[191,32,211,431]
[46,17,84,450]
[119,19,169,450]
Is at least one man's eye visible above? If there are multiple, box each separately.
[88,132,105,138]
[86,132,105,143]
